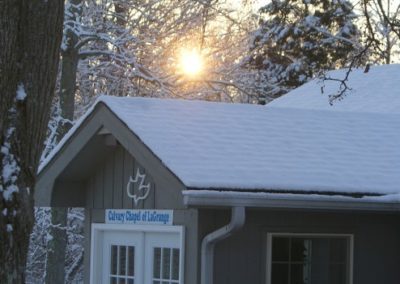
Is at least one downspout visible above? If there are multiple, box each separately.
[201,206,246,284]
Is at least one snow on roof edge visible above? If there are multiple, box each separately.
[37,97,104,174]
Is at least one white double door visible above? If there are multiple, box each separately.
[92,225,183,284]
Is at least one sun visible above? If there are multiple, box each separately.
[179,49,203,76]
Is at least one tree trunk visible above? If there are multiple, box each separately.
[0,0,63,282]
[46,1,81,283]
[46,207,68,284]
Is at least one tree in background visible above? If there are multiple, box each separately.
[249,0,361,103]
[27,1,258,283]
[26,0,400,281]
[26,207,84,283]
[63,0,262,104]
[0,0,63,282]
[361,0,400,64]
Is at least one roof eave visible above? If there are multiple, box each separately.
[183,190,400,212]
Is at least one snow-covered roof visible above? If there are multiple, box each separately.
[40,64,400,200]
[268,64,400,113]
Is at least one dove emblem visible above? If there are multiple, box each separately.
[126,168,151,207]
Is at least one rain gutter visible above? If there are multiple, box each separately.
[183,190,400,212]
[200,206,245,284]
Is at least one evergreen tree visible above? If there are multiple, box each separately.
[251,0,361,101]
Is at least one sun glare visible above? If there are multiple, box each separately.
[180,49,203,76]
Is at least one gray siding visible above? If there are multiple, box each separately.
[81,144,198,284]
[83,142,187,210]
[35,103,199,284]
[85,145,156,210]
[200,209,400,284]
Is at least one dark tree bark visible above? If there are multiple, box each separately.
[46,207,68,284]
[46,1,81,283]
[0,0,64,282]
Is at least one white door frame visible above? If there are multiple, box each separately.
[90,223,185,284]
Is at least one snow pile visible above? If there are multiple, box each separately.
[39,64,400,198]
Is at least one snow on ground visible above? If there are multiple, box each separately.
[39,64,400,200]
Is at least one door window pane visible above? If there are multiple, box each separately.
[110,245,135,284]
[111,246,118,275]
[172,248,180,280]
[119,246,127,275]
[128,247,135,277]
[154,248,161,278]
[153,247,180,284]
[162,248,171,279]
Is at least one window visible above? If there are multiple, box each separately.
[267,234,353,284]
[110,245,135,284]
[152,247,180,284]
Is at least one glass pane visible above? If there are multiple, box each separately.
[272,237,290,261]
[128,246,135,276]
[172,248,180,280]
[153,281,160,284]
[119,246,127,275]
[291,264,310,284]
[153,248,161,278]
[271,263,289,284]
[330,239,347,263]
[162,248,171,279]
[291,238,311,262]
[110,277,118,284]
[271,236,350,284]
[162,282,169,284]
[329,264,346,284]
[128,279,134,284]
[119,279,126,284]
[111,245,118,275]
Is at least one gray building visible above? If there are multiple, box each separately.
[36,65,400,284]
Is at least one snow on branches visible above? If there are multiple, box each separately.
[249,0,362,101]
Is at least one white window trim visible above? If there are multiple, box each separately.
[266,233,354,284]
[90,223,185,284]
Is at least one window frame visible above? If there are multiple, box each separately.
[266,233,354,284]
